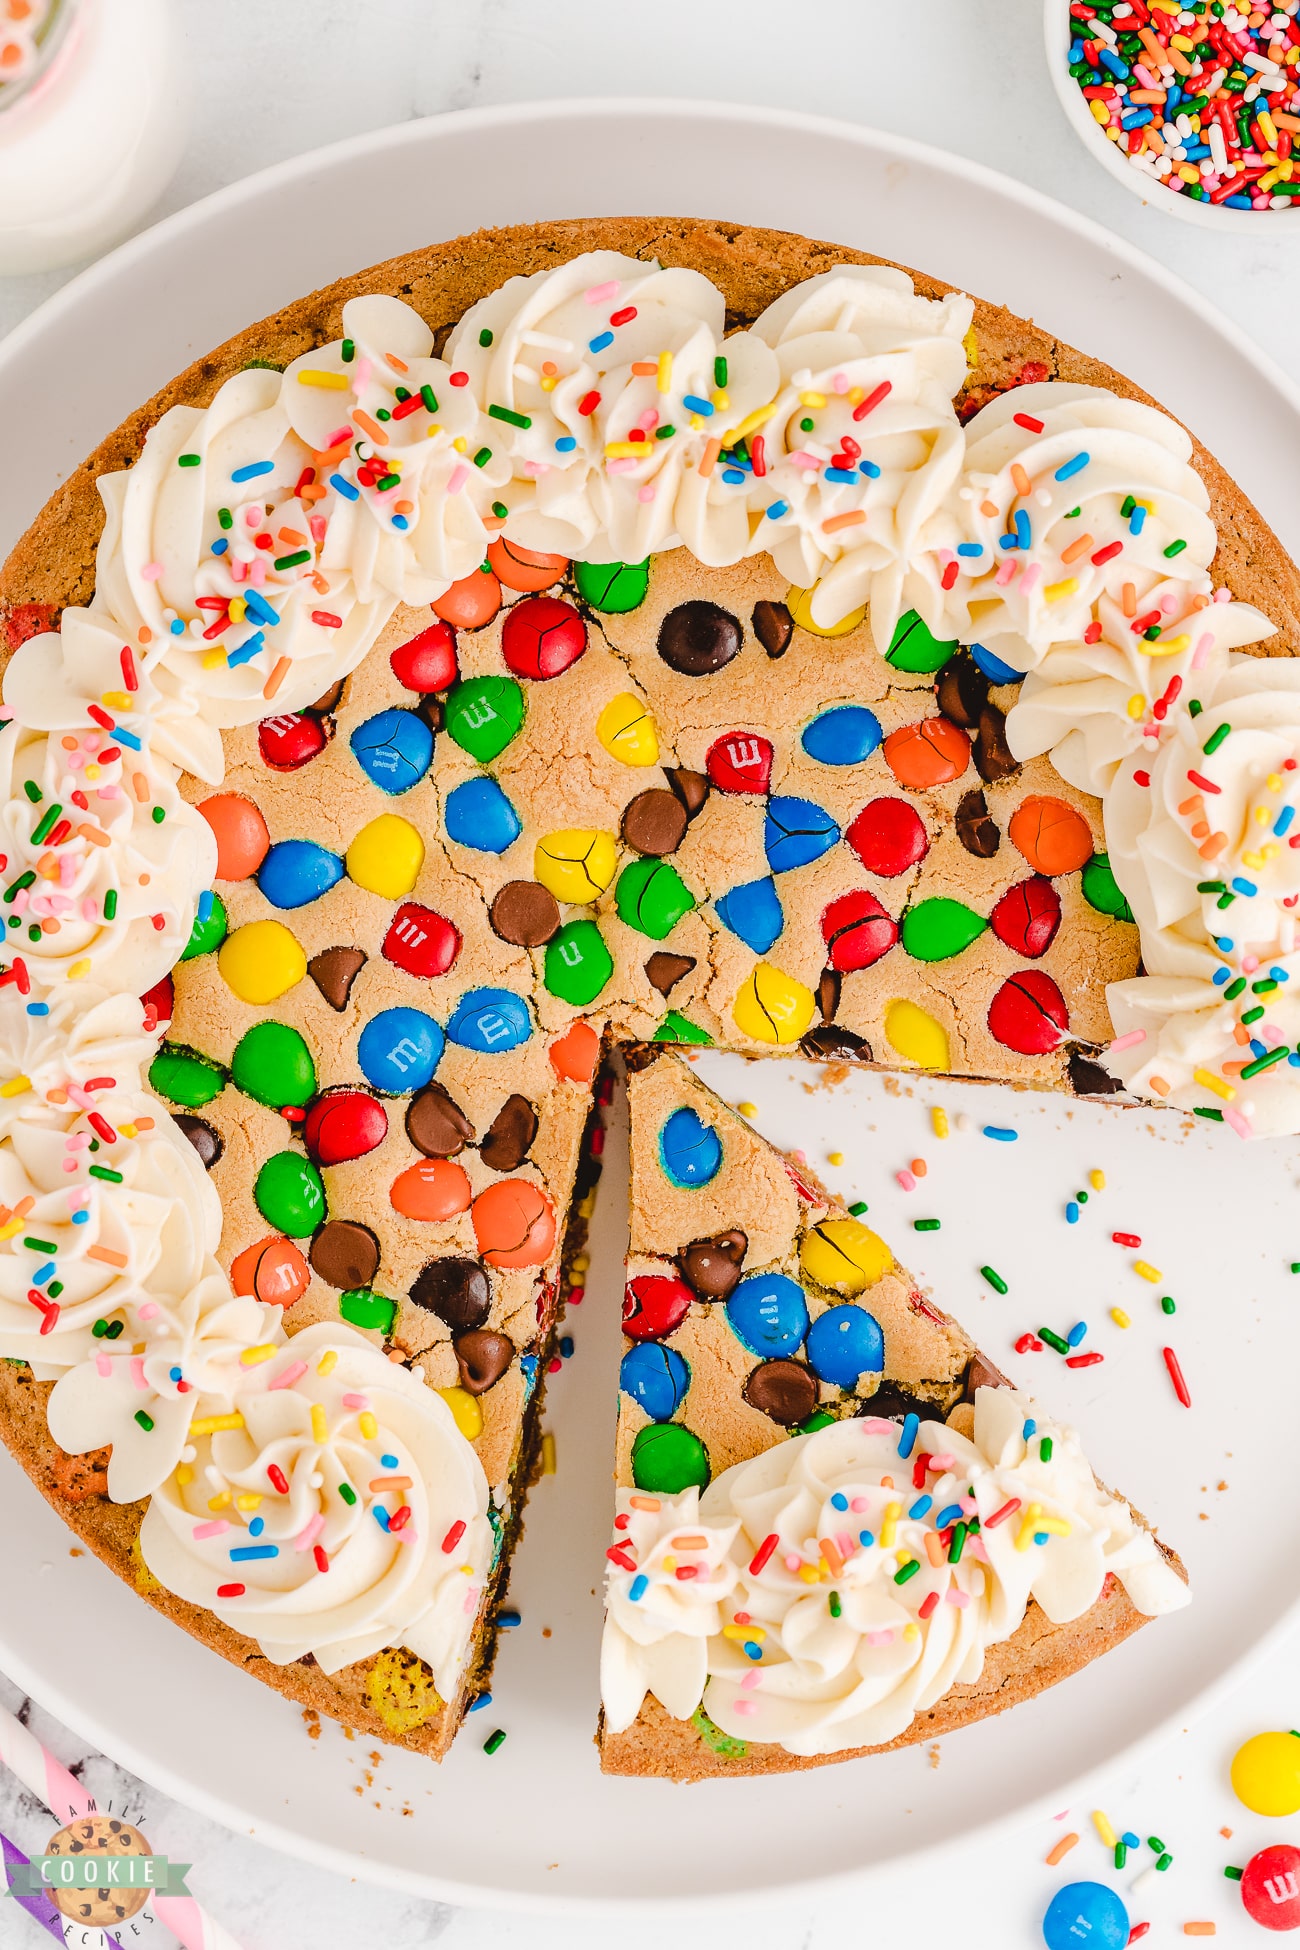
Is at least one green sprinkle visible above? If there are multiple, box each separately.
[1148,1836,1166,1853]
[1142,624,1163,641]
[88,1165,123,1183]
[30,804,61,845]
[134,1410,155,1432]
[103,890,117,920]
[948,1522,966,1564]
[1188,698,1203,717]
[714,356,728,389]
[848,1200,869,1217]
[980,1266,1008,1295]
[1203,722,1231,756]
[1196,880,1226,895]
[105,1320,123,1340]
[375,474,401,491]
[491,502,508,520]
[655,424,675,440]
[1253,978,1279,995]
[1216,892,1235,910]
[218,507,233,530]
[893,1559,921,1585]
[376,407,391,422]
[394,387,410,403]
[1241,1046,1290,1079]
[1161,1295,1176,1315]
[420,385,438,413]
[483,1728,507,1755]
[151,805,165,825]
[1224,977,1247,1000]
[1039,1327,1071,1355]
[1040,1436,1053,1461]
[341,338,355,362]
[46,1281,61,1298]
[913,1218,940,1232]
[1077,1189,1088,1204]
[488,404,532,430]
[92,1319,108,1338]
[828,1591,841,1618]
[22,781,41,805]
[177,454,201,468]
[1241,1006,1265,1025]
[273,550,311,571]
[1163,539,1187,558]
[799,416,815,433]
[1156,1853,1172,1872]
[479,327,494,348]
[1114,1843,1127,1870]
[22,1237,55,1254]
[473,447,492,468]
[1225,1866,1243,1880]
[338,1482,357,1506]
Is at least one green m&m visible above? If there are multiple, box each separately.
[885,609,957,675]
[180,890,227,960]
[573,557,650,614]
[652,1010,713,1046]
[615,859,695,940]
[149,1044,226,1108]
[254,1151,326,1236]
[445,675,525,763]
[1081,851,1135,923]
[632,1421,710,1493]
[339,1288,397,1334]
[230,1022,317,1109]
[544,918,613,1006]
[900,896,987,962]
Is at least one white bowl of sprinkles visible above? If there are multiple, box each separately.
[1044,0,1300,232]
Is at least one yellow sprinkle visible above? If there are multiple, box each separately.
[67,959,91,980]
[1037,1516,1072,1538]
[573,1255,590,1274]
[1268,773,1283,792]
[297,369,350,389]
[1090,98,1110,126]
[239,1343,278,1366]
[1015,1503,1044,1552]
[1092,1809,1118,1850]
[798,1564,822,1583]
[228,597,247,623]
[207,1491,232,1511]
[175,1464,194,1487]
[541,1431,556,1476]
[316,1349,338,1376]
[1260,110,1280,149]
[737,1101,758,1118]
[1127,693,1147,720]
[235,1493,262,1512]
[798,391,828,409]
[656,350,673,394]
[931,1105,949,1139]
[425,423,444,436]
[1110,1308,1131,1329]
[99,691,130,710]
[827,1151,844,1167]
[1089,1169,1105,1191]
[722,1623,766,1641]
[189,1413,244,1437]
[1043,577,1079,603]
[903,1623,920,1643]
[0,1076,31,1098]
[569,1270,586,1289]
[663,1555,677,1573]
[453,436,467,452]
[604,441,649,459]
[1194,1067,1235,1103]
[310,1404,328,1444]
[1133,1259,1162,1284]
[0,1220,22,1241]
[201,649,227,670]
[880,1501,901,1549]
[731,400,778,441]
[117,1123,138,1140]
[359,1410,378,1440]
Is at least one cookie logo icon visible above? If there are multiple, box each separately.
[44,1815,151,1925]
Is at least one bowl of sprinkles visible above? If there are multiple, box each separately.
[1046,0,1300,227]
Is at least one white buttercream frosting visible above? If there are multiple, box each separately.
[602,1390,1188,1756]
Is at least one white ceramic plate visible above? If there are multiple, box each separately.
[2,100,1300,1915]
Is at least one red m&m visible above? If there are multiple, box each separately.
[988,969,1069,1055]
[501,596,587,680]
[821,889,898,971]
[303,1090,389,1166]
[705,731,774,796]
[1242,1845,1300,1931]
[846,797,929,877]
[259,713,328,772]
[382,902,462,978]
[391,618,458,692]
[623,1275,693,1342]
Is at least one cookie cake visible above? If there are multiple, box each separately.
[8,210,1297,1778]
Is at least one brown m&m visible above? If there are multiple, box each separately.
[173,1114,223,1169]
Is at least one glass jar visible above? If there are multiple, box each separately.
[0,0,186,274]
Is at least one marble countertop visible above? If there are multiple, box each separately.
[3,2,1300,1944]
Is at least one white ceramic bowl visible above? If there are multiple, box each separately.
[1043,0,1297,233]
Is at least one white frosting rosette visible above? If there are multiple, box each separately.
[600,1492,741,1730]
[742,266,974,639]
[943,383,1218,672]
[1102,658,1300,1134]
[0,987,162,1142]
[0,1097,220,1376]
[602,1390,1187,1756]
[1008,582,1276,797]
[140,1324,494,1692]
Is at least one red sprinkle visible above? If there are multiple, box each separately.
[1083,619,1104,643]
[86,705,114,731]
[578,390,601,416]
[1014,1332,1043,1355]
[442,1518,467,1555]
[749,1532,780,1576]
[1013,412,1045,433]
[311,610,343,628]
[1133,770,1151,788]
[912,1454,930,1490]
[985,1497,1021,1529]
[1186,768,1221,794]
[1112,1231,1141,1247]
[1066,1351,1104,1368]
[119,646,138,692]
[606,1545,636,1571]
[449,371,469,387]
[83,1077,115,1093]
[267,1464,290,1495]
[941,560,960,590]
[674,1565,698,1581]
[88,1112,116,1144]
[852,379,892,422]
[1091,540,1124,566]
[388,1505,412,1532]
[1163,1345,1192,1408]
[609,305,637,326]
[217,1583,246,1598]
[313,1544,330,1572]
[918,1591,939,1619]
[1127,1926,1150,1945]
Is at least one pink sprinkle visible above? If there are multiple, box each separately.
[784,1553,802,1573]
[341,1393,370,1410]
[61,1159,77,1173]
[130,1357,148,1391]
[836,1530,855,1559]
[137,1302,159,1320]
[192,1519,228,1540]
[637,485,656,503]
[584,280,619,304]
[95,1353,111,1378]
[865,1629,896,1646]
[1214,586,1231,603]
[946,1588,970,1608]
[1192,632,1214,670]
[851,1496,870,1513]
[733,1700,758,1717]
[463,1586,477,1612]
[861,1418,894,1435]
[294,1513,324,1552]
[741,1670,761,1690]
[787,451,822,470]
[1224,1106,1253,1139]
[606,457,638,475]
[1108,1029,1146,1053]
[447,465,469,495]
[353,357,371,389]
[1019,563,1042,594]
[141,562,164,582]
[269,1361,309,1391]
[326,425,350,448]
[995,558,1018,587]
[896,1169,916,1192]
[832,372,849,394]
[928,1453,955,1472]
[1242,954,1260,975]
[1263,1025,1284,1048]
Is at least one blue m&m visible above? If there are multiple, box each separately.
[257,839,345,909]
[764,796,840,873]
[805,1304,884,1385]
[801,705,882,766]
[725,1273,809,1359]
[970,642,1024,686]
[357,1006,444,1093]
[446,987,533,1054]
[715,877,784,955]
[349,708,434,794]
[444,776,522,854]
[659,1106,722,1188]
[619,1342,690,1421]
[1041,1883,1128,1950]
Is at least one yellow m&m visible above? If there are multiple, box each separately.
[732,963,816,1045]
[534,830,618,904]
[786,584,867,639]
[346,814,425,899]
[217,920,307,1004]
[438,1384,484,1441]
[1231,1731,1300,1816]
[596,693,659,767]
[802,1218,893,1295]
[884,997,950,1071]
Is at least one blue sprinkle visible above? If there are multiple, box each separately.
[211,539,229,555]
[1067,1321,1088,1348]
[329,472,360,501]
[858,1530,874,1548]
[908,1495,933,1521]
[106,721,142,752]
[381,1453,399,1469]
[1014,509,1031,550]
[498,1609,521,1629]
[1250,1038,1267,1060]
[1212,967,1230,986]
[1271,966,1290,983]
[721,468,746,485]
[830,1492,849,1512]
[392,514,409,531]
[226,632,265,669]
[858,460,881,479]
[169,618,185,635]
[1289,1052,1300,1068]
[230,1544,279,1561]
[765,500,790,520]
[1232,877,1258,897]
[898,1413,919,1460]
[1183,143,1211,160]
[231,460,275,484]
[588,330,614,353]
[1066,1201,1080,1224]
[1121,108,1153,130]
[560,1335,574,1357]
[1022,1419,1037,1440]
[32,1263,54,1286]
[824,467,858,484]
[1122,1832,1140,1851]
[241,588,279,627]
[373,1506,391,1532]
[1054,452,1090,481]
[71,1211,89,1225]
[956,542,983,558]
[1034,1531,1050,1546]
[25,1003,48,1016]
[1130,504,1147,536]
[168,1366,182,1382]
[628,1576,648,1603]
[469,1692,493,1710]
[1099,46,1129,77]
[1226,195,1254,210]
[682,394,714,416]
[999,532,1019,551]
[743,1642,763,1662]
[982,1125,1017,1142]
[1215,937,1235,953]
[935,1504,963,1529]
[249,1517,264,1537]
[198,890,214,924]
[555,435,577,453]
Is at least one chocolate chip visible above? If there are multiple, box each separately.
[309,678,345,715]
[973,701,1019,783]
[817,967,841,1024]
[955,788,1000,859]
[657,600,742,676]
[677,1229,747,1300]
[310,1220,381,1291]
[410,1256,491,1331]
[964,1349,1012,1400]
[454,1328,515,1395]
[414,694,445,734]
[744,1358,818,1426]
[862,1383,946,1424]
[644,952,696,996]
[664,768,710,821]
[406,1082,475,1158]
[752,599,794,660]
[935,651,989,729]
[173,1114,222,1169]
[621,790,688,857]
[801,1026,872,1062]
[489,880,560,946]
[1068,1051,1125,1097]
[307,946,367,1011]
[480,1093,538,1172]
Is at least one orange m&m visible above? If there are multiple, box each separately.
[198,794,270,880]
[882,717,971,790]
[390,1158,473,1221]
[229,1235,310,1306]
[432,568,503,631]
[1008,796,1094,876]
[549,1019,601,1084]
[487,536,570,592]
[471,1179,556,1268]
